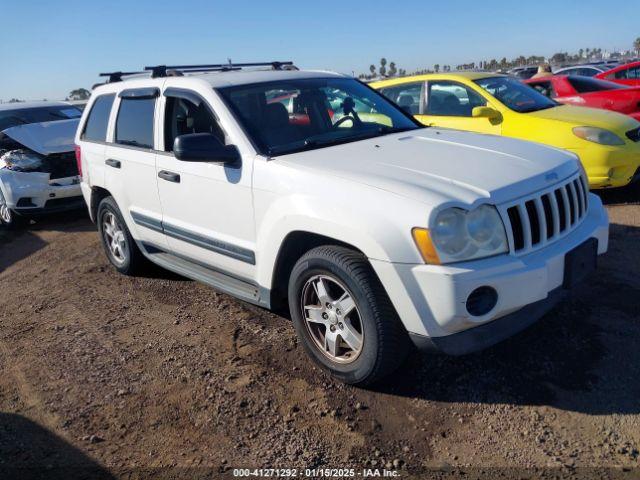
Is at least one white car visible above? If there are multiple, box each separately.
[553,64,617,77]
[0,101,84,226]
[76,62,609,385]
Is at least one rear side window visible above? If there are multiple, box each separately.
[568,76,621,93]
[115,97,156,149]
[380,83,423,114]
[82,94,115,142]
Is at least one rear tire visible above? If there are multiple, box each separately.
[97,196,146,275]
[288,245,410,386]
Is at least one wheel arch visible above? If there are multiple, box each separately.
[268,230,367,314]
[89,186,112,223]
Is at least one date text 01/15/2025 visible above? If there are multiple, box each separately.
[232,468,400,477]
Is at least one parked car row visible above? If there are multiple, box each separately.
[508,60,638,81]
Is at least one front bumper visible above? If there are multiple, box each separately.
[408,287,566,355]
[570,143,640,189]
[370,193,609,354]
[0,169,83,215]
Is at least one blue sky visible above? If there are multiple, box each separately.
[0,0,637,101]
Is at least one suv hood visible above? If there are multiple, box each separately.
[0,119,79,155]
[279,128,579,206]
[528,104,639,133]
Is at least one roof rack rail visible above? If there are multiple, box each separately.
[99,71,147,83]
[143,61,296,78]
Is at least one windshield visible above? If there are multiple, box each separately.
[475,76,557,113]
[0,105,82,132]
[218,78,420,156]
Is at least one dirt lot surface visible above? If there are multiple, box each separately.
[1,186,639,479]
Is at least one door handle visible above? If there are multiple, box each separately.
[158,170,181,183]
[105,159,121,169]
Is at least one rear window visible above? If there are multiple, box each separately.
[567,76,625,93]
[81,94,115,142]
[115,97,155,149]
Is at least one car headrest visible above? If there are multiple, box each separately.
[264,103,290,128]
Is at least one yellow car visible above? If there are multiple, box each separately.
[372,72,640,188]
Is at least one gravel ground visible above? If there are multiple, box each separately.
[0,185,639,479]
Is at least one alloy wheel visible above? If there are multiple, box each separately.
[300,274,364,364]
[0,193,11,224]
[102,211,128,265]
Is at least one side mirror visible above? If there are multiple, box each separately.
[173,133,240,164]
[472,106,500,120]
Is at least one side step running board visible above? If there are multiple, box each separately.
[140,245,266,307]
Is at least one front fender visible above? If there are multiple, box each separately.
[254,189,426,290]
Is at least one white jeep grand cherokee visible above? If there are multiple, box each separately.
[76,62,609,385]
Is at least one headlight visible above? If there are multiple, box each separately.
[413,205,508,264]
[572,127,625,146]
[0,149,44,172]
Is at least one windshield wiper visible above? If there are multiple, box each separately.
[303,125,411,147]
[267,126,416,156]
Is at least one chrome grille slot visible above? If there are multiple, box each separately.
[499,172,589,255]
[541,194,554,239]
[566,182,577,225]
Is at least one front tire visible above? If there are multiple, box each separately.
[0,189,25,229]
[288,245,410,386]
[97,197,146,275]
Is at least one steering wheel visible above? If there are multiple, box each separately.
[333,115,356,128]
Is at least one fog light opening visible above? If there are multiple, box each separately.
[466,286,498,317]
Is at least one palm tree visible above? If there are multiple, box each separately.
[635,37,640,56]
[434,64,440,73]
[379,58,387,77]
[388,62,397,76]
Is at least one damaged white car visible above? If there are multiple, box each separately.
[0,102,85,226]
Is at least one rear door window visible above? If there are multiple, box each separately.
[613,67,640,80]
[115,97,156,149]
[379,82,423,114]
[82,94,115,142]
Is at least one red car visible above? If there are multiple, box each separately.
[525,75,640,121]
[595,61,640,87]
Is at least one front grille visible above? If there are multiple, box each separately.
[500,173,589,254]
[627,127,640,143]
[43,152,79,180]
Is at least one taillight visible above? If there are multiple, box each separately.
[74,145,82,178]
